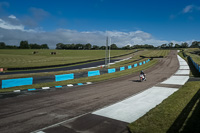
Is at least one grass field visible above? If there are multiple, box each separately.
[0,49,133,68]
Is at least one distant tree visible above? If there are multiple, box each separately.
[190,41,200,48]
[92,45,99,50]
[174,43,181,48]
[168,42,174,48]
[181,42,189,48]
[110,44,118,49]
[56,43,65,49]
[41,44,49,49]
[122,45,131,50]
[75,44,84,49]
[0,42,6,49]
[29,43,41,49]
[85,43,92,50]
[161,44,167,49]
[100,46,106,50]
[20,41,29,49]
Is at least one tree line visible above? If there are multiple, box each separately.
[1,41,200,50]
[56,43,119,50]
[0,41,49,49]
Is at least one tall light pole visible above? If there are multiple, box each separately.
[108,37,111,67]
[105,36,108,68]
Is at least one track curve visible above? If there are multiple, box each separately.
[0,50,179,133]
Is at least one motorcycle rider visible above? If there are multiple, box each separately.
[140,70,146,81]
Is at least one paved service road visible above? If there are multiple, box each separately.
[0,51,179,133]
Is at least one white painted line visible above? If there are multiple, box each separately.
[36,131,45,133]
[13,90,21,92]
[179,66,190,70]
[179,61,188,66]
[175,70,190,75]
[67,84,73,87]
[161,76,189,85]
[86,82,92,84]
[93,86,178,123]
[42,87,50,90]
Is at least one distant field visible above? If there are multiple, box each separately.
[0,49,133,68]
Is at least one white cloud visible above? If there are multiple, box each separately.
[8,15,17,19]
[0,18,191,49]
[183,5,194,13]
[0,18,24,30]
[182,5,200,13]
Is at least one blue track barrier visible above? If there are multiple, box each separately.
[2,77,33,89]
[143,61,146,64]
[88,70,100,77]
[120,67,125,71]
[139,62,142,66]
[78,83,83,85]
[108,68,116,73]
[28,88,36,91]
[55,73,74,82]
[55,86,62,88]
[128,65,132,69]
[134,64,137,67]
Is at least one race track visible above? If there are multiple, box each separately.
[0,50,179,133]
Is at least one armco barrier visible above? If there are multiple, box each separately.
[188,56,200,72]
[0,59,151,89]
[2,77,33,89]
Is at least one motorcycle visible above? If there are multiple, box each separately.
[140,74,146,82]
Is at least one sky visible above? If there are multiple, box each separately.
[0,0,200,49]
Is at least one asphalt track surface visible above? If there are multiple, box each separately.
[0,59,120,75]
[0,50,179,133]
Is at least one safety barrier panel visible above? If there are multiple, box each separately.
[120,67,125,71]
[2,77,33,89]
[108,68,116,73]
[134,64,137,67]
[0,59,151,89]
[88,70,100,77]
[55,73,74,82]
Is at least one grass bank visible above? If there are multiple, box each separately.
[128,81,200,133]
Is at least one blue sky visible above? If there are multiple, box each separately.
[0,0,200,48]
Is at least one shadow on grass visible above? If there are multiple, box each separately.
[181,96,200,133]
[187,57,200,77]
[167,89,200,133]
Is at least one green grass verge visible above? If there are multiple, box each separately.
[0,59,158,93]
[184,48,200,64]
[128,81,200,133]
[0,49,133,68]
